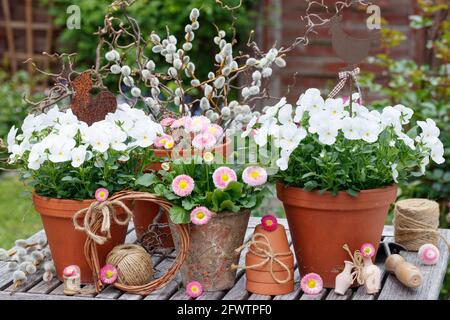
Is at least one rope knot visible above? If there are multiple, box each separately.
[343,244,365,285]
[328,67,362,103]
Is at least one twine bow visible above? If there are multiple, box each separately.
[343,244,365,285]
[328,67,362,103]
[231,233,292,284]
[73,199,133,245]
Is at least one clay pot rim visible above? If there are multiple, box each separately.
[32,191,94,205]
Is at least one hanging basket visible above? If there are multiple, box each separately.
[73,190,189,295]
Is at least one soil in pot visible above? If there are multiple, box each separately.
[171,210,250,292]
[33,192,129,284]
[276,182,397,288]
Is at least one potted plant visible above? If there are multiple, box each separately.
[6,103,163,283]
[246,88,445,287]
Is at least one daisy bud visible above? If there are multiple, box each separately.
[131,87,141,97]
[200,97,210,111]
[246,58,257,66]
[204,84,213,97]
[0,248,8,261]
[150,33,161,43]
[252,71,261,82]
[105,50,119,62]
[191,21,199,30]
[173,59,183,70]
[25,264,37,275]
[185,25,193,33]
[43,271,53,282]
[44,261,56,273]
[275,56,287,68]
[13,270,27,282]
[183,42,193,51]
[218,30,226,38]
[168,67,178,78]
[121,65,131,76]
[141,69,152,80]
[214,76,226,89]
[262,67,272,78]
[123,76,134,87]
[152,44,163,53]
[190,8,200,21]
[110,64,121,74]
[222,67,231,76]
[146,60,156,71]
[191,79,201,87]
[7,261,18,271]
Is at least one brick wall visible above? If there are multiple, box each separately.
[258,0,424,102]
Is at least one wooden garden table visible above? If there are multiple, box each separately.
[0,218,449,300]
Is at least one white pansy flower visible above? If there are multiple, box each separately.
[70,146,87,168]
[381,106,402,130]
[279,123,307,151]
[417,118,440,146]
[429,140,445,164]
[317,122,339,145]
[241,116,257,138]
[360,122,380,143]
[278,104,293,125]
[297,88,324,113]
[341,117,361,140]
[391,163,399,183]
[48,139,75,163]
[325,98,345,119]
[110,129,128,151]
[393,104,413,124]
[58,110,78,127]
[7,126,18,153]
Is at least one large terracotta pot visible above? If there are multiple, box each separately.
[32,192,129,284]
[171,210,250,291]
[276,183,397,288]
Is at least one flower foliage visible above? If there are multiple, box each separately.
[246,89,444,195]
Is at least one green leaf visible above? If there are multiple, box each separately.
[169,206,190,224]
[224,181,243,200]
[163,190,179,201]
[135,173,157,187]
[154,184,166,197]
[346,189,359,197]
[212,189,231,212]
[182,198,197,210]
[303,181,319,191]
[61,176,74,182]
[219,200,239,212]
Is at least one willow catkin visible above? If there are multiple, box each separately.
[393,199,440,251]
[106,244,153,286]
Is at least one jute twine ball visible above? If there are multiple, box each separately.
[393,199,440,251]
[106,244,153,286]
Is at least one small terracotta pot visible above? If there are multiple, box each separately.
[246,269,293,283]
[33,192,129,284]
[246,280,295,296]
[171,210,250,292]
[246,253,294,272]
[250,224,291,253]
[276,182,397,288]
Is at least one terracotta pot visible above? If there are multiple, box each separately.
[246,269,292,283]
[32,192,129,284]
[246,252,294,272]
[132,200,174,248]
[276,182,397,288]
[246,280,295,296]
[171,210,250,292]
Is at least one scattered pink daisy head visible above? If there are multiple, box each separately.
[203,124,224,139]
[170,117,186,129]
[242,166,268,187]
[63,265,80,277]
[360,243,376,258]
[154,135,172,148]
[172,174,195,197]
[190,206,213,225]
[300,273,323,295]
[192,132,217,150]
[95,188,109,202]
[100,264,118,284]
[161,118,175,127]
[185,116,210,133]
[418,243,440,265]
[212,166,237,189]
[164,136,175,150]
[261,215,278,232]
[186,281,203,298]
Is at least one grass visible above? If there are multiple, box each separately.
[0,174,42,249]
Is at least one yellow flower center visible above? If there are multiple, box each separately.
[250,171,260,179]
[159,138,167,144]
[179,180,188,189]
[364,247,371,254]
[98,191,105,198]
[196,212,205,220]
[58,151,63,156]
[221,174,229,182]
[307,279,316,289]
[266,220,273,226]
[165,141,174,149]
[204,152,214,162]
[106,270,114,279]
[191,286,198,293]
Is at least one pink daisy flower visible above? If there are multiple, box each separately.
[63,265,80,277]
[261,215,278,232]
[203,124,224,139]
[100,264,118,284]
[154,135,173,148]
[172,175,195,197]
[161,118,175,127]
[170,116,188,129]
[360,243,376,258]
[418,244,440,265]
[192,133,217,150]
[185,116,210,133]
[300,273,323,295]
[186,281,203,298]
[190,207,213,225]
[242,166,268,187]
[95,188,109,202]
[212,166,237,189]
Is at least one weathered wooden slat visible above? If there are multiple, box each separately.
[378,229,450,300]
[221,275,249,300]
[144,274,182,300]
[248,293,272,300]
[169,289,193,300]
[299,289,328,300]
[0,291,105,300]
[273,268,301,300]
[326,288,353,300]
[28,278,61,294]
[5,269,46,293]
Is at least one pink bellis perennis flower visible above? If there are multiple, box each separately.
[360,243,376,258]
[261,215,278,232]
[192,132,217,150]
[63,265,80,277]
[203,124,224,139]
[100,264,118,284]
[186,281,203,298]
[95,188,109,202]
[185,116,210,133]
[212,166,237,189]
[154,135,174,149]
[300,273,323,295]
[172,175,195,197]
[242,166,268,187]
[160,118,175,127]
[418,243,440,265]
[190,207,213,225]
